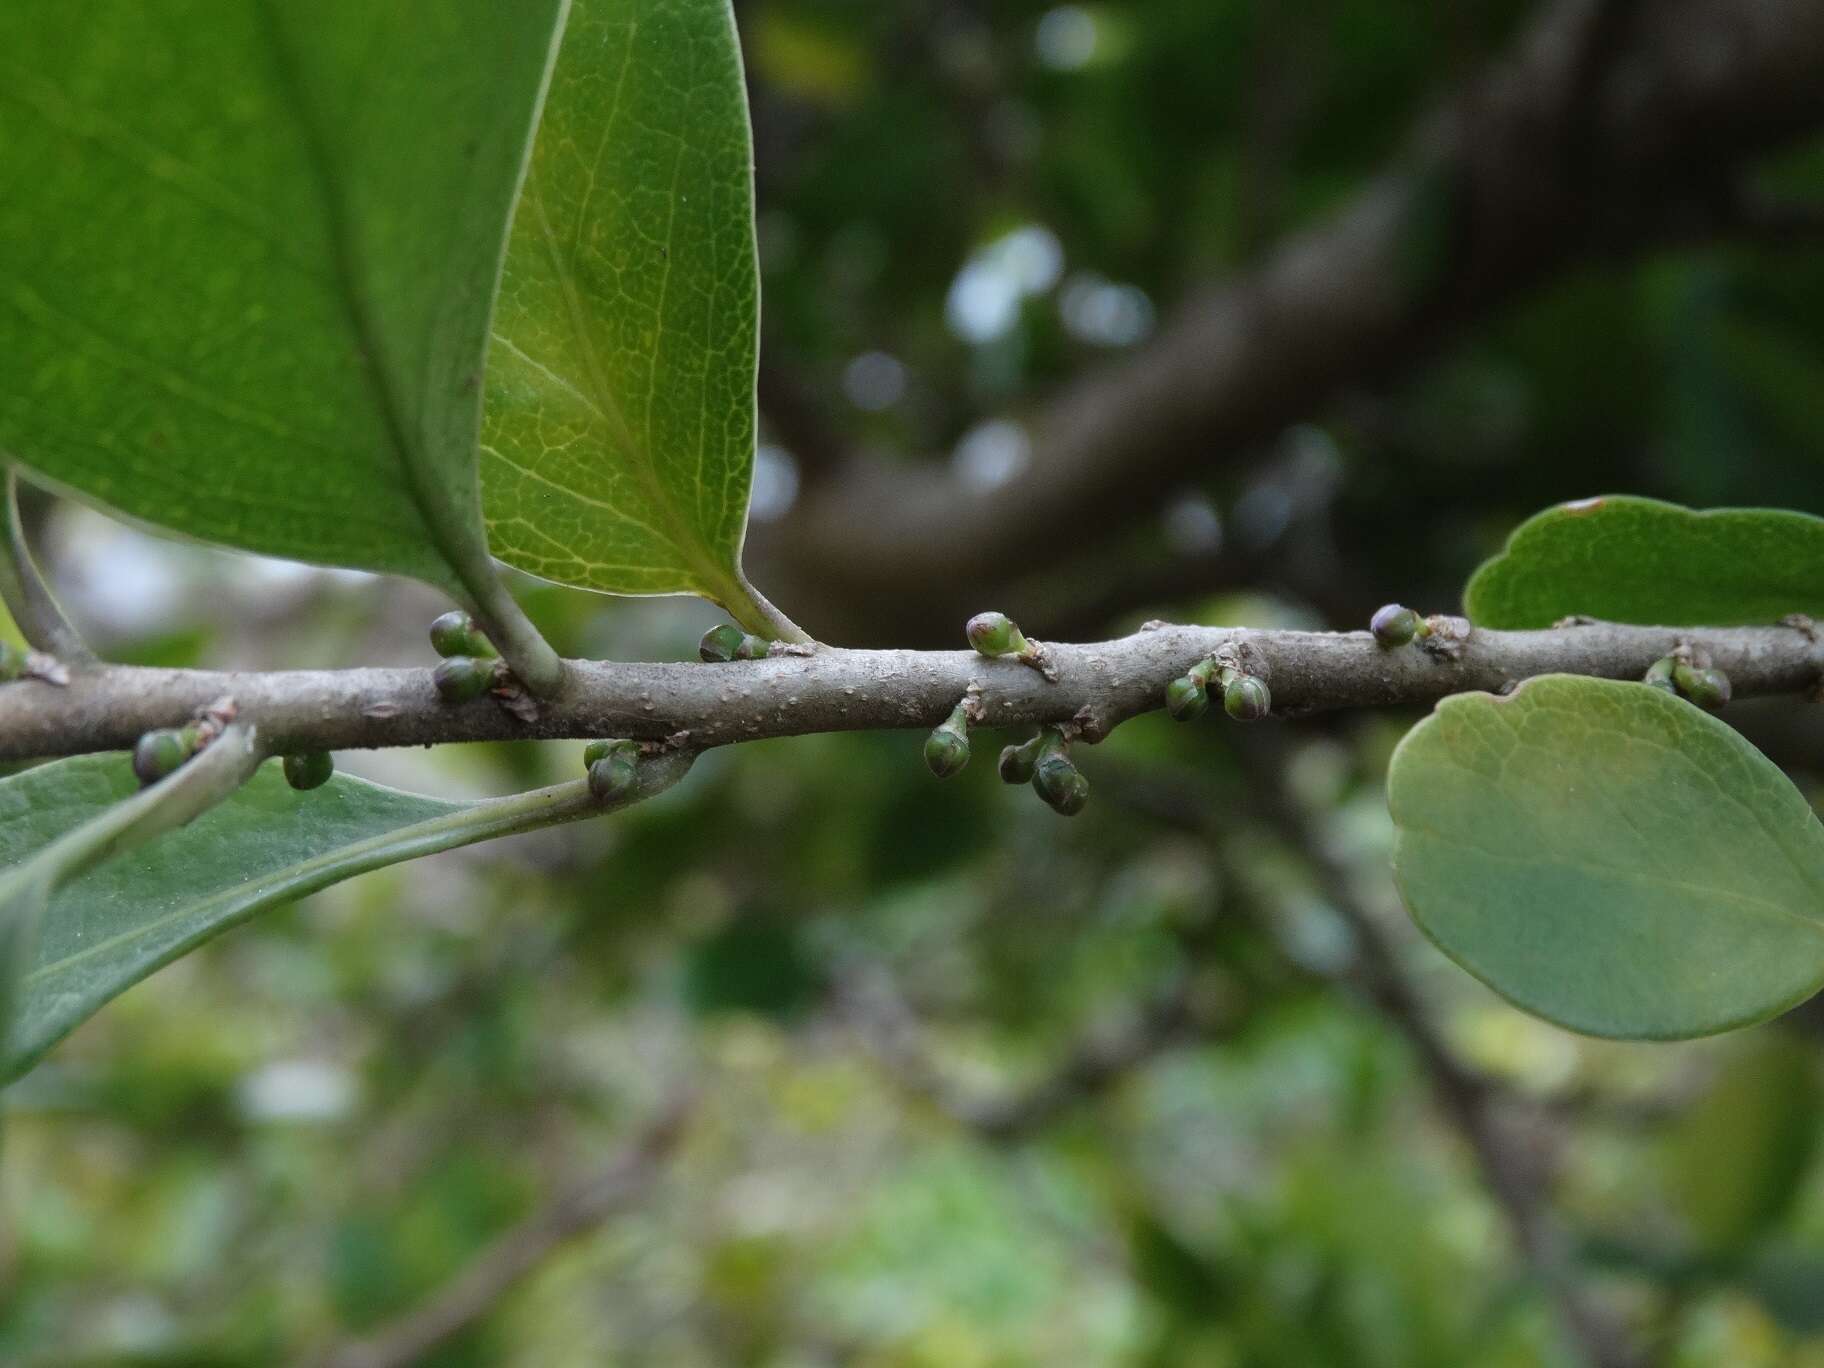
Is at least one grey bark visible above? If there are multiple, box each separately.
[4,620,1817,761]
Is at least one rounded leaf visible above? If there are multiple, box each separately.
[1464,497,1824,629]
[1389,675,1824,1039]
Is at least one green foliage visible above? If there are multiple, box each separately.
[1662,1035,1823,1255]
[0,753,691,1079]
[0,0,569,683]
[13,0,1824,1358]
[1464,497,1824,628]
[1389,675,1824,1039]
[481,0,790,637]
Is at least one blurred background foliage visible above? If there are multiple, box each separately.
[10,1,1824,1364]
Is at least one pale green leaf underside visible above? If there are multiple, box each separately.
[1389,675,1824,1040]
[0,0,564,595]
[1464,496,1824,629]
[0,751,693,1081]
[482,0,773,628]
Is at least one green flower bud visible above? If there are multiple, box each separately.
[965,611,1030,658]
[1032,749,1089,816]
[1165,674,1209,721]
[1674,662,1732,710]
[1054,769,1090,815]
[429,610,495,659]
[1642,656,1679,693]
[998,735,1042,784]
[132,727,194,786]
[699,623,745,662]
[733,634,772,661]
[583,739,638,774]
[925,726,970,779]
[1223,673,1271,721]
[587,746,640,802]
[925,701,972,779]
[282,751,334,791]
[433,654,496,704]
[1370,603,1420,648]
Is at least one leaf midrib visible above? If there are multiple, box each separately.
[518,50,749,610]
[252,0,470,591]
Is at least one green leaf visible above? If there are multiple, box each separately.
[1463,496,1824,629]
[0,1,566,686]
[0,726,266,1076]
[482,0,803,641]
[3,750,693,1081]
[1388,675,1824,1040]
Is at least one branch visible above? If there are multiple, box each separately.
[0,619,1816,761]
[317,1092,696,1368]
[835,964,1242,1143]
[755,0,1824,631]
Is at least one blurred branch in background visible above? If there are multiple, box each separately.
[834,960,1243,1144]
[1230,734,1648,1368]
[317,1091,697,1368]
[752,0,1824,642]
[835,725,1651,1366]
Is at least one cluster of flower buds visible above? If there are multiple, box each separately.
[583,738,642,802]
[924,700,972,779]
[282,751,335,791]
[698,623,774,662]
[1643,654,1732,710]
[1369,603,1430,649]
[995,727,1088,816]
[1164,656,1271,723]
[965,612,1047,673]
[429,611,505,703]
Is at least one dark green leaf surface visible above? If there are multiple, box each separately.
[3,752,692,1080]
[1464,496,1824,629]
[483,0,795,637]
[0,1,565,648]
[1389,675,1824,1040]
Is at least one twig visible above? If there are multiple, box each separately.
[0,620,1817,762]
[835,964,1241,1143]
[316,1092,697,1368]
